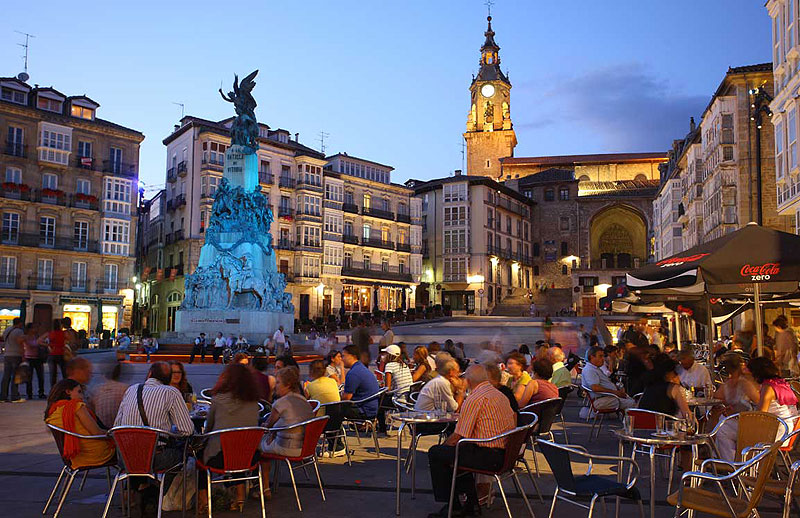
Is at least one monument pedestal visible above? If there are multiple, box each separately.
[175,309,294,343]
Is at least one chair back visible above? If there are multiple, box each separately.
[308,399,321,414]
[497,426,534,474]
[538,440,577,493]
[46,424,72,468]
[735,411,782,462]
[557,384,575,401]
[320,400,350,431]
[742,446,781,514]
[298,416,330,458]
[522,398,562,435]
[218,427,266,472]
[109,426,159,475]
[200,388,213,400]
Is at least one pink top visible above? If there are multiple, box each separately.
[529,379,560,404]
[763,378,798,407]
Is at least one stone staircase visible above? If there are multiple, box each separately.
[490,288,533,316]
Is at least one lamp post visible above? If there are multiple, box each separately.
[749,85,773,226]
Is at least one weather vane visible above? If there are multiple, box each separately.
[485,0,494,17]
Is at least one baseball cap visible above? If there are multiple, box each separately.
[383,344,401,356]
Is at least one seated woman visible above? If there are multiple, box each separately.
[383,345,413,394]
[305,359,341,410]
[526,359,560,405]
[258,367,314,499]
[168,360,193,400]
[505,352,533,407]
[411,346,436,383]
[714,353,759,413]
[637,354,690,418]
[45,379,115,468]
[325,350,345,386]
[197,363,260,512]
[716,357,799,461]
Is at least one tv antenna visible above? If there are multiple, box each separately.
[318,131,330,154]
[14,30,35,81]
[172,102,185,119]
[460,139,466,172]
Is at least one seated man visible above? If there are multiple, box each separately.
[415,354,465,412]
[485,363,519,413]
[548,347,572,389]
[676,349,712,389]
[427,365,516,517]
[581,346,635,411]
[341,345,380,419]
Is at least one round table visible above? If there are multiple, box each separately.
[613,428,711,518]
[687,397,724,409]
[393,411,459,516]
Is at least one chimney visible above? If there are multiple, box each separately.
[689,117,696,132]
[454,169,462,176]
[294,132,299,141]
[173,124,180,132]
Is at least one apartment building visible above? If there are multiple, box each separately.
[411,173,535,315]
[0,76,142,334]
[138,117,421,332]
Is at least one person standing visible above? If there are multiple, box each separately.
[272,326,286,357]
[213,332,226,363]
[189,332,207,364]
[22,323,45,400]
[40,319,68,390]
[351,317,373,366]
[378,320,394,351]
[139,329,157,362]
[1,318,24,402]
[62,317,78,352]
[773,315,799,377]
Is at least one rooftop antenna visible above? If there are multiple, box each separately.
[14,30,35,82]
[172,102,185,119]
[460,138,466,172]
[318,131,330,154]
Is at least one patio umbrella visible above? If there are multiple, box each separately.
[627,223,800,353]
[95,298,104,335]
[19,299,26,324]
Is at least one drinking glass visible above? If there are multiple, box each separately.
[624,414,635,434]
[655,414,665,434]
[664,419,677,437]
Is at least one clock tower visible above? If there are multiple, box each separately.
[464,16,517,179]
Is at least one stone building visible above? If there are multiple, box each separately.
[411,172,534,316]
[137,117,421,332]
[0,75,142,334]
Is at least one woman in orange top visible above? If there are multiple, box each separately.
[44,379,114,468]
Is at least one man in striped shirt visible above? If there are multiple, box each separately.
[427,364,515,517]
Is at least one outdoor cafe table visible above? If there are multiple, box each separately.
[393,411,459,516]
[613,428,712,518]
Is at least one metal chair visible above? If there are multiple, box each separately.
[736,435,800,518]
[538,439,644,518]
[199,388,213,400]
[624,408,683,495]
[307,399,320,414]
[701,411,788,470]
[44,424,116,518]
[520,397,562,478]
[101,426,186,518]
[447,424,538,518]
[556,384,576,443]
[667,444,779,518]
[194,426,266,518]
[317,400,353,465]
[342,387,388,456]
[581,386,624,439]
[261,415,330,511]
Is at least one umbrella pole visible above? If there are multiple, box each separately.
[754,283,763,357]
[706,297,714,344]
[675,311,683,349]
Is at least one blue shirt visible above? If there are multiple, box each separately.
[344,362,380,417]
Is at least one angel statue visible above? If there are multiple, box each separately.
[219,70,260,150]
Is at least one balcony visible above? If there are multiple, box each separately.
[103,160,137,178]
[74,155,95,170]
[279,176,296,189]
[69,278,89,293]
[342,202,359,214]
[167,167,177,183]
[362,206,394,221]
[28,276,64,291]
[69,194,100,211]
[96,280,123,293]
[323,232,342,242]
[362,236,395,250]
[33,189,68,207]
[297,178,323,193]
[342,234,359,245]
[295,239,322,252]
[396,242,411,253]
[259,173,273,185]
[0,274,19,289]
[444,273,466,282]
[201,157,224,171]
[177,161,187,177]
[275,238,294,250]
[278,207,294,218]
[396,212,411,223]
[0,183,31,201]
[341,261,413,283]
[2,231,99,253]
[3,142,26,158]
[295,209,322,222]
[323,199,342,211]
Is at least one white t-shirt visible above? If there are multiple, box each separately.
[214,337,225,348]
[384,361,413,393]
[677,363,712,388]
[273,329,285,344]
[415,375,458,412]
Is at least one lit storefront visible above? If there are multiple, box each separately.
[343,285,372,312]
[342,282,411,313]
[63,304,92,332]
[0,307,20,335]
[60,296,124,333]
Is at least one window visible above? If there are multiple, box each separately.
[560,217,570,231]
[398,258,406,274]
[1,87,26,104]
[444,206,467,226]
[444,229,467,253]
[40,216,56,247]
[102,219,130,255]
[324,214,342,233]
[561,264,568,275]
[39,125,71,165]
[77,141,92,159]
[202,141,227,164]
[721,113,735,145]
[70,105,94,120]
[559,187,569,200]
[381,258,389,272]
[4,167,21,184]
[2,213,19,244]
[381,226,391,242]
[299,194,321,215]
[344,221,353,236]
[343,251,353,268]
[487,208,493,226]
[0,256,16,286]
[443,182,467,202]
[299,256,320,277]
[37,96,62,113]
[524,222,529,240]
[777,120,786,180]
[74,221,89,250]
[722,146,734,162]
[104,264,118,291]
[398,228,408,245]
[533,265,540,276]
[444,257,468,280]
[325,182,343,202]
[362,223,371,239]
[37,259,53,287]
[258,160,271,183]
[561,241,568,256]
[506,216,511,234]
[297,226,321,247]
[363,254,371,269]
[103,178,131,214]
[533,242,540,257]
[109,147,123,174]
[789,109,797,171]
[73,178,90,196]
[71,262,88,289]
[42,173,58,190]
[323,246,343,266]
[363,193,371,209]
[544,189,554,201]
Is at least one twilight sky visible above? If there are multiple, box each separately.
[0,0,771,192]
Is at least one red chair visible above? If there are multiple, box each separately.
[195,427,266,518]
[43,424,116,518]
[102,426,186,518]
[261,415,329,511]
[624,409,682,495]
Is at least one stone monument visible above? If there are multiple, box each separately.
[175,70,294,340]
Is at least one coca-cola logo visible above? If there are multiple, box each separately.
[740,263,780,281]
[656,253,709,267]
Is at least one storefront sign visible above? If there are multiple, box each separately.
[63,304,92,313]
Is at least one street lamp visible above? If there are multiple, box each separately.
[749,85,773,226]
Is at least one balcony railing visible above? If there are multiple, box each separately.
[0,184,31,201]
[295,239,322,251]
[279,176,296,189]
[296,178,323,191]
[323,232,342,242]
[396,242,411,253]
[201,157,224,171]
[167,167,177,183]
[342,202,359,214]
[96,280,122,293]
[69,278,89,293]
[275,238,294,250]
[323,200,342,210]
[3,142,26,158]
[33,189,68,207]
[2,231,99,252]
[103,160,137,178]
[70,194,100,211]
[362,206,394,221]
[363,236,395,250]
[278,207,294,218]
[259,173,273,185]
[28,276,64,291]
[0,274,20,289]
[177,161,187,176]
[341,261,413,283]
[342,234,359,245]
[396,212,411,223]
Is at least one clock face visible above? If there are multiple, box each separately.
[480,84,495,98]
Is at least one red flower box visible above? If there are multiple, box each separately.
[41,188,65,198]
[1,182,29,192]
[75,193,98,203]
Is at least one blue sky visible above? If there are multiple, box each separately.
[0,0,771,191]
